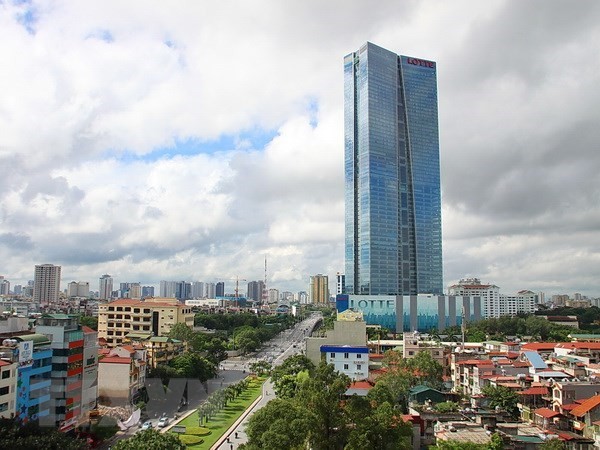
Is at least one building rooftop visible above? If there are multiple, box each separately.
[571,395,600,417]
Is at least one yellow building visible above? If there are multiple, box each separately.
[310,274,329,304]
[98,298,194,347]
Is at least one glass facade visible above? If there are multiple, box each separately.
[339,295,482,332]
[345,42,443,295]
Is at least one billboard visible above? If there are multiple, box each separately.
[18,341,33,368]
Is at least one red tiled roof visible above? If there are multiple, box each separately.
[457,359,494,366]
[498,382,522,388]
[518,387,548,396]
[99,356,130,364]
[571,395,600,417]
[535,407,561,418]
[556,343,600,350]
[81,326,96,333]
[521,343,560,351]
[349,381,372,390]
[561,403,579,411]
[0,360,12,367]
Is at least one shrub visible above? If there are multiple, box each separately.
[184,426,211,436]
[178,434,203,446]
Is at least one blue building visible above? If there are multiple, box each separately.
[344,42,443,296]
[336,294,482,333]
[1,334,54,424]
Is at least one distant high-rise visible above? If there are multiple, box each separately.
[310,274,329,304]
[99,274,113,300]
[336,273,345,295]
[216,282,225,297]
[344,42,443,295]
[247,281,264,302]
[141,286,154,298]
[68,281,90,298]
[34,264,61,306]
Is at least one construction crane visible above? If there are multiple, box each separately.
[214,276,246,307]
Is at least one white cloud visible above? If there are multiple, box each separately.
[0,1,599,298]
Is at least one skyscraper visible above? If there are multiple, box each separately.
[310,274,329,304]
[344,42,443,296]
[34,264,61,306]
[99,274,113,300]
[215,281,225,297]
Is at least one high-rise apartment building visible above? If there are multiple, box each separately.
[336,273,345,295]
[216,282,225,297]
[99,274,113,301]
[141,286,154,298]
[247,281,265,302]
[344,42,443,296]
[310,274,329,304]
[34,264,61,306]
[67,281,90,298]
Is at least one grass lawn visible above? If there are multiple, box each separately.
[174,377,265,449]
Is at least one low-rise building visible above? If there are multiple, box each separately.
[321,345,369,380]
[98,298,194,347]
[98,345,147,406]
[0,359,17,418]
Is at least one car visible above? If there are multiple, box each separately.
[158,417,169,428]
[141,421,153,430]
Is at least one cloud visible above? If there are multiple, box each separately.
[0,1,599,298]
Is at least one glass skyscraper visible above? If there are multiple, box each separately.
[344,42,443,295]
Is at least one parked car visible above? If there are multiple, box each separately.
[141,421,153,430]
[157,417,169,428]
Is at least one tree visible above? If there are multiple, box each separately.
[243,398,311,450]
[539,438,567,450]
[482,385,519,418]
[167,323,194,342]
[0,418,88,450]
[430,441,488,450]
[170,352,217,381]
[112,429,186,450]
[249,360,272,376]
[488,433,504,450]
[234,327,261,354]
[79,315,98,331]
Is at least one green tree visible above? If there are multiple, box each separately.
[430,441,488,450]
[170,352,217,381]
[249,360,272,376]
[243,398,311,450]
[539,438,567,450]
[0,418,88,450]
[79,315,98,331]
[271,354,315,395]
[112,429,186,450]
[488,432,504,450]
[167,322,194,342]
[482,385,519,418]
[234,327,260,354]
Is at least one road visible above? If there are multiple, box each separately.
[99,312,322,449]
[212,312,322,450]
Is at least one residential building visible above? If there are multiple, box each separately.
[191,282,206,299]
[246,281,265,302]
[215,282,225,297]
[322,345,369,380]
[35,314,98,431]
[141,286,154,298]
[98,275,113,301]
[67,281,90,298]
[0,277,10,296]
[403,331,444,366]
[268,288,279,304]
[33,264,61,306]
[125,333,186,369]
[344,42,442,296]
[0,359,17,418]
[0,334,53,424]
[97,298,194,347]
[97,345,147,406]
[448,278,500,318]
[205,282,216,299]
[297,291,308,304]
[310,274,329,304]
[81,326,98,418]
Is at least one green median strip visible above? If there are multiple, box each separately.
[172,377,265,449]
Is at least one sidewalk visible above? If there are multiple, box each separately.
[211,379,274,450]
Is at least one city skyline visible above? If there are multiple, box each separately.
[1,2,600,297]
[345,42,443,296]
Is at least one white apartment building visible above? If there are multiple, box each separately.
[321,345,369,381]
[448,278,500,318]
[448,278,537,318]
[99,275,113,300]
[67,281,90,298]
[33,264,61,306]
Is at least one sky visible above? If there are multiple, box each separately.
[1,0,600,298]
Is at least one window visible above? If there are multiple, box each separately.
[1,370,9,379]
[343,364,349,370]
[0,402,7,412]
[330,353,335,358]
[344,353,349,359]
[0,386,8,396]
[356,353,362,359]
[357,364,362,370]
